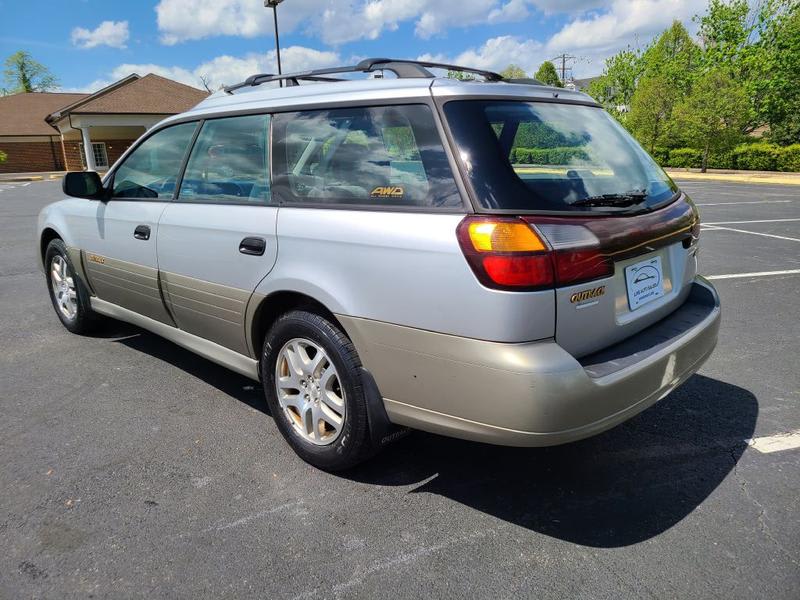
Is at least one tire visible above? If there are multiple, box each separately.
[262,309,374,471]
[44,239,98,335]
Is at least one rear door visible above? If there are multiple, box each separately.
[71,122,199,324]
[156,114,278,357]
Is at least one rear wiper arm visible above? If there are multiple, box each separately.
[572,191,648,207]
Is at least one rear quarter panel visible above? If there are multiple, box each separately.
[256,208,555,342]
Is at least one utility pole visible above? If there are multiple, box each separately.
[550,53,576,84]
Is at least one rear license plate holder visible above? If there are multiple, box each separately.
[625,256,665,310]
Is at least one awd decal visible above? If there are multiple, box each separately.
[370,186,404,198]
[570,286,605,304]
[86,253,106,265]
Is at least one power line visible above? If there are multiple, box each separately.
[550,54,576,83]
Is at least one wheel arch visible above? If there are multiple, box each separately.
[247,290,346,362]
[40,227,63,267]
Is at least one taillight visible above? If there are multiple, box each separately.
[456,217,554,290]
[457,217,614,291]
[535,223,614,285]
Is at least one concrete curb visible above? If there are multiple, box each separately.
[0,173,63,183]
[665,169,800,186]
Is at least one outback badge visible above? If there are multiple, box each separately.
[570,286,605,304]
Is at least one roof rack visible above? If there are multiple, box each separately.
[224,57,519,93]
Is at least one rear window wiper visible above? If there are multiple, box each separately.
[571,191,648,207]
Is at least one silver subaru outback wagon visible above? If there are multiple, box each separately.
[37,59,720,471]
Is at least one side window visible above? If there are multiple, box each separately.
[273,105,461,209]
[178,114,270,204]
[112,122,197,199]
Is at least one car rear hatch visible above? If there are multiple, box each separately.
[441,94,701,357]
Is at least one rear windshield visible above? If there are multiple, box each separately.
[443,100,678,213]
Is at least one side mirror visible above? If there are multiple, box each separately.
[62,171,107,200]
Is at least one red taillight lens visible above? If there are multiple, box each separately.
[457,216,616,291]
[552,249,613,285]
[456,217,554,290]
[483,255,554,287]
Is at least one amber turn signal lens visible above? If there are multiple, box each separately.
[467,221,546,252]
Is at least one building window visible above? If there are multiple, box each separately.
[92,143,109,168]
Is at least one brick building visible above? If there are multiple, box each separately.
[0,73,208,174]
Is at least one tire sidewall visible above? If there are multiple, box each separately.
[262,311,369,471]
[44,239,93,334]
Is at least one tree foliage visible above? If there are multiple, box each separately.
[589,0,799,170]
[3,51,58,94]
[500,64,527,79]
[671,69,749,171]
[534,61,563,87]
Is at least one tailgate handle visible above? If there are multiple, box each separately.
[133,225,151,240]
[239,237,266,256]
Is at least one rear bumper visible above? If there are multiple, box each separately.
[338,277,721,447]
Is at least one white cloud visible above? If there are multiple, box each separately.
[547,0,705,54]
[69,46,341,92]
[419,35,546,76]
[154,0,561,46]
[71,20,130,49]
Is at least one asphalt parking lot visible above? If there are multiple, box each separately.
[1,179,798,599]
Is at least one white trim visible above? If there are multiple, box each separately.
[703,218,800,225]
[701,224,800,243]
[706,269,800,280]
[696,200,792,206]
[747,430,800,454]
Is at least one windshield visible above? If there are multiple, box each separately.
[443,100,678,213]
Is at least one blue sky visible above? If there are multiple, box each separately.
[0,0,709,92]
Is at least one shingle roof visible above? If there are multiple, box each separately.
[65,73,208,115]
[0,92,88,136]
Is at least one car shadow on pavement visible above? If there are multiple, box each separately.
[108,327,757,548]
[346,374,758,548]
[111,328,271,416]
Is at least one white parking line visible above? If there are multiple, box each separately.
[706,269,800,280]
[696,200,792,206]
[747,430,800,454]
[702,224,800,243]
[703,218,800,225]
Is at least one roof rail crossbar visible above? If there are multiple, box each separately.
[356,58,503,81]
[224,67,357,92]
[224,57,507,93]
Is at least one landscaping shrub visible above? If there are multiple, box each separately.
[777,144,800,172]
[667,148,703,168]
[732,142,780,171]
[0,149,6,164]
[510,147,589,165]
[650,147,670,165]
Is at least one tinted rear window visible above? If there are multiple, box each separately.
[443,101,678,213]
[272,105,462,209]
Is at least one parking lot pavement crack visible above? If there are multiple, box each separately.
[727,447,799,567]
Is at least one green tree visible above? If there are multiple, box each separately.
[3,51,58,94]
[500,64,527,79]
[627,75,677,153]
[640,21,700,95]
[671,69,749,171]
[534,61,563,87]
[750,2,800,144]
[626,21,701,152]
[586,48,642,119]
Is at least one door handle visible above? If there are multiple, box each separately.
[133,225,151,240]
[239,236,266,256]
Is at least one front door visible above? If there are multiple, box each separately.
[72,121,199,324]
[155,114,278,356]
